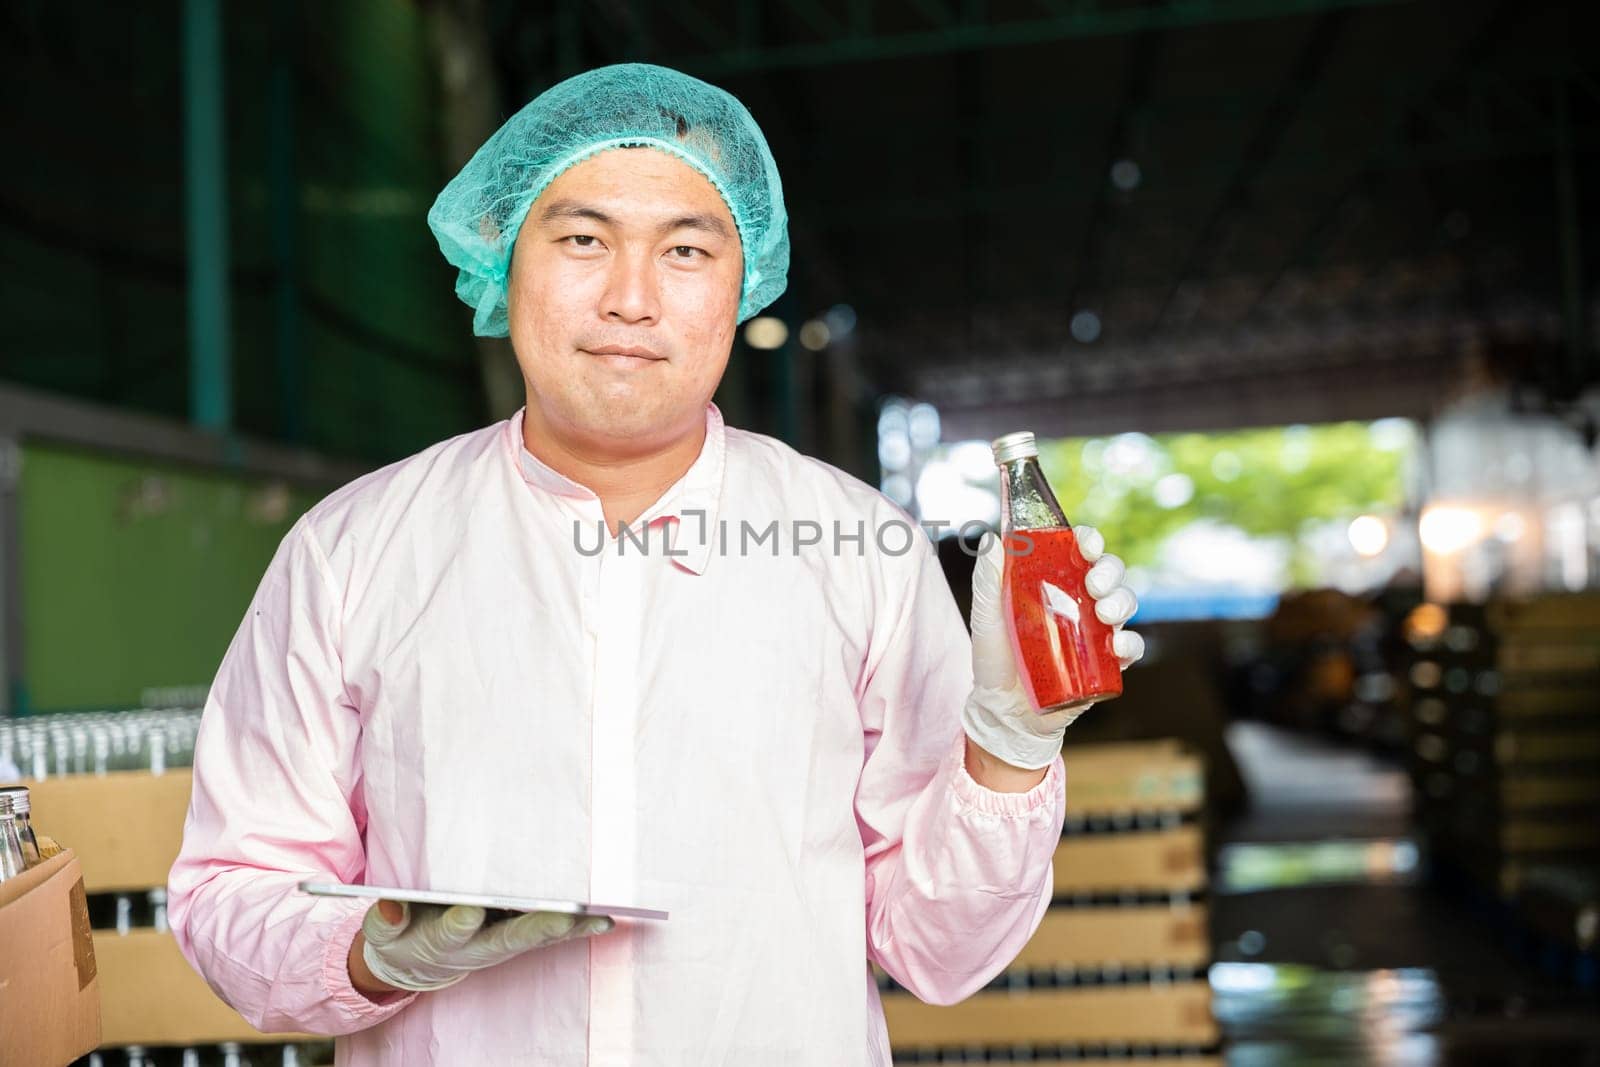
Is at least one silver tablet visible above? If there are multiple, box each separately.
[299,881,668,922]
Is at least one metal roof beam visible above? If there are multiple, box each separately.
[666,0,1415,76]
[1243,0,1526,323]
[1146,9,1349,337]
[794,107,1600,230]
[1064,30,1165,317]
[662,0,734,54]
[777,0,844,40]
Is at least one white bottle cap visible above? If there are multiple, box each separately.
[990,431,1038,464]
[0,787,25,815]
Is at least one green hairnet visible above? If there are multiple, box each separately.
[427,62,790,337]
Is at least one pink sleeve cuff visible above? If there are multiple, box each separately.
[946,732,1066,819]
[321,900,419,1023]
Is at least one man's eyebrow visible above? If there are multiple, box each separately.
[658,212,735,242]
[537,199,733,241]
[537,200,616,227]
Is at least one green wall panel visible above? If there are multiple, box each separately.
[19,442,324,713]
[0,0,482,466]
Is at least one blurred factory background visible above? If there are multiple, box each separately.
[2,0,1598,1064]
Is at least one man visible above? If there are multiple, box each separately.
[169,63,1142,1065]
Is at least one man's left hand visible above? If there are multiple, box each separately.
[960,525,1144,772]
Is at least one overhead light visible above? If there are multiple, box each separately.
[1404,602,1448,643]
[1493,512,1526,543]
[1110,159,1142,191]
[878,435,911,472]
[798,319,830,351]
[743,316,788,350]
[1347,515,1389,557]
[1418,506,1484,555]
[1070,310,1101,344]
[907,403,941,449]
[877,400,908,437]
[823,304,857,339]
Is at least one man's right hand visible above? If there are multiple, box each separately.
[350,898,614,994]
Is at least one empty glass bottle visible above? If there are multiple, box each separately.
[30,734,47,779]
[0,795,26,883]
[148,887,169,933]
[0,786,40,866]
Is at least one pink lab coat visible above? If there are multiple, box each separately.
[168,403,1066,1065]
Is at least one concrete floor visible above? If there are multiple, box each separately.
[1213,721,1600,1066]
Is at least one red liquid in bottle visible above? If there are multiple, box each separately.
[1001,528,1124,712]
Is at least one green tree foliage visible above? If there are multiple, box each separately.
[1032,422,1411,586]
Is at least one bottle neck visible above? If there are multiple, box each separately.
[998,456,1071,532]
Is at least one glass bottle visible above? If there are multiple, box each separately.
[71,726,89,775]
[992,431,1123,712]
[0,725,15,780]
[109,721,129,770]
[93,726,111,776]
[0,795,26,883]
[29,729,48,779]
[148,723,168,775]
[50,726,69,777]
[0,786,40,867]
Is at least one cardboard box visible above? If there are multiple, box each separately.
[1053,825,1207,895]
[871,902,1210,990]
[1488,592,1600,631]
[13,771,194,893]
[1495,727,1600,764]
[1497,637,1600,674]
[0,849,102,1067]
[977,1059,1221,1067]
[1501,819,1600,853]
[1500,775,1600,811]
[1064,743,1205,817]
[1065,740,1184,762]
[94,929,310,1046]
[883,980,1217,1047]
[1011,904,1211,971]
[1495,686,1598,719]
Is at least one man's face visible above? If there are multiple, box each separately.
[507,147,744,455]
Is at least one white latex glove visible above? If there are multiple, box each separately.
[960,525,1145,770]
[361,901,614,992]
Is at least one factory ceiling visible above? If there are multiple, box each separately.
[497,0,1598,437]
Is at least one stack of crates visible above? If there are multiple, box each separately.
[1403,595,1600,977]
[881,739,1219,1064]
[4,710,333,1066]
